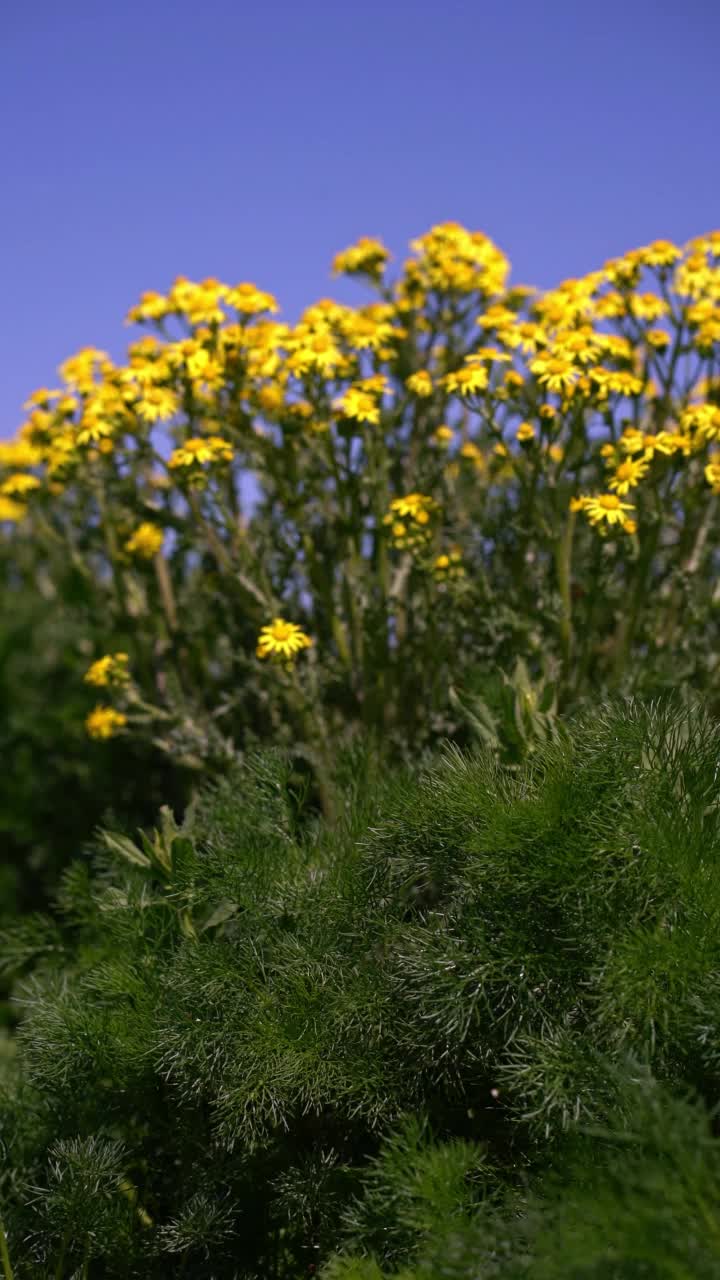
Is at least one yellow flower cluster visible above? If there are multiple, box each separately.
[125,523,164,559]
[168,436,234,471]
[433,547,465,582]
[84,652,131,688]
[85,706,127,739]
[332,236,390,281]
[383,493,440,551]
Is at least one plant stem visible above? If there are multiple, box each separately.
[0,1221,14,1280]
[555,509,576,669]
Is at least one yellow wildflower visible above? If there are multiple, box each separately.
[383,492,440,549]
[589,368,644,397]
[388,492,438,523]
[125,523,164,559]
[459,441,485,469]
[630,293,669,322]
[646,328,670,349]
[136,386,179,423]
[705,458,720,492]
[22,387,62,410]
[225,283,279,315]
[85,706,127,740]
[256,618,313,661]
[581,493,636,527]
[433,546,465,582]
[0,473,41,498]
[618,427,647,455]
[638,240,682,268]
[169,436,234,469]
[125,290,170,325]
[608,457,649,495]
[84,653,130,688]
[406,370,433,397]
[515,422,536,443]
[432,425,454,447]
[76,416,116,447]
[0,496,26,522]
[0,438,43,468]
[332,236,390,280]
[335,381,385,425]
[681,403,720,442]
[443,364,489,397]
[529,354,579,394]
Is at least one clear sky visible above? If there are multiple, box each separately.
[3,0,719,436]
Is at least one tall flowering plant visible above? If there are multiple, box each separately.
[4,223,720,795]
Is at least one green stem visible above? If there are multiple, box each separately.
[554,509,576,669]
[0,1221,14,1280]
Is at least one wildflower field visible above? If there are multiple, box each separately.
[3,222,720,1276]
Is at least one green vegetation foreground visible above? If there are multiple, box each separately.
[3,700,720,1277]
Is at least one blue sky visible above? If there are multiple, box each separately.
[3,0,718,436]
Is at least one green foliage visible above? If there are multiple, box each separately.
[2,700,720,1275]
[0,544,193,928]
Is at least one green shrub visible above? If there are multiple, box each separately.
[2,698,720,1276]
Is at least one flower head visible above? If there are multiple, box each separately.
[0,473,41,498]
[256,618,313,662]
[332,236,390,280]
[84,653,131,688]
[576,493,636,529]
[0,496,27,522]
[383,492,440,549]
[85,706,127,739]
[169,436,234,470]
[405,370,433,397]
[608,457,649,495]
[125,523,164,559]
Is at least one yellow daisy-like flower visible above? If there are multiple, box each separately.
[405,370,434,397]
[225,283,279,315]
[608,457,649,495]
[85,706,128,740]
[332,236,390,280]
[681,403,720,442]
[0,495,27,522]
[638,239,682,268]
[704,458,720,493]
[529,354,579,395]
[0,473,41,498]
[589,368,644,396]
[383,492,440,549]
[431,425,454,447]
[443,364,489,397]
[432,546,465,582]
[388,492,438,523]
[84,652,131,688]
[135,386,179,423]
[515,422,536,443]
[646,327,671,349]
[459,441,485,470]
[618,427,647,456]
[580,493,636,527]
[256,618,313,661]
[126,290,170,325]
[334,385,382,425]
[0,438,43,468]
[168,436,234,469]
[125,523,164,559]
